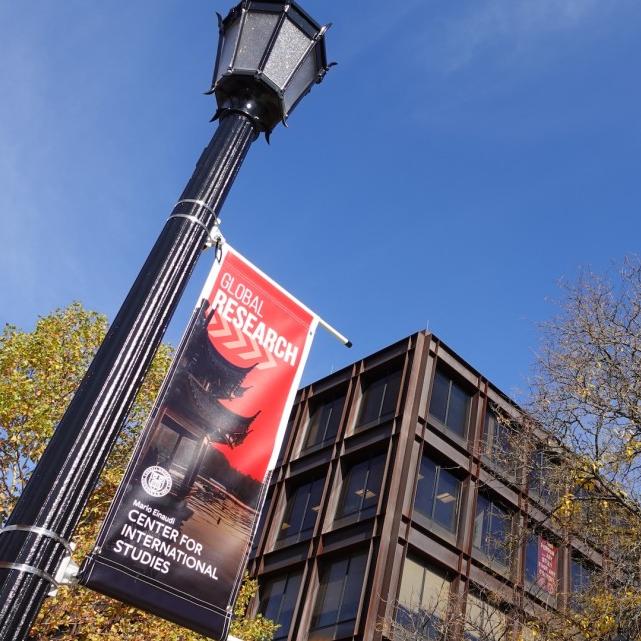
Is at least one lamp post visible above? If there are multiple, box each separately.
[0,3,330,640]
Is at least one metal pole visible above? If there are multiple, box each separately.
[0,112,258,641]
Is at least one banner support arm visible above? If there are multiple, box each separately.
[317,318,352,348]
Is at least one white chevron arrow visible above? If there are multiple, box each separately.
[256,346,278,370]
[223,322,247,350]
[238,335,263,361]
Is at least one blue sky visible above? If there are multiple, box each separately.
[2,0,641,398]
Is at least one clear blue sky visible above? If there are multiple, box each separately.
[2,0,641,398]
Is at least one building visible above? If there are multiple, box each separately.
[247,331,601,641]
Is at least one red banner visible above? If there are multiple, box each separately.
[81,245,318,640]
[537,538,558,593]
[204,246,316,479]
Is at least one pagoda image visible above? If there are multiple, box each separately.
[144,301,260,495]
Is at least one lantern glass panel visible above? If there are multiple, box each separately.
[264,17,311,89]
[283,47,316,111]
[217,18,240,81]
[235,11,280,71]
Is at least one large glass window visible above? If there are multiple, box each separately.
[528,450,561,505]
[570,554,594,610]
[277,478,324,547]
[464,593,506,641]
[336,455,385,522]
[309,551,367,640]
[414,456,461,533]
[396,555,451,639]
[524,533,558,594]
[473,495,512,567]
[259,571,302,641]
[429,369,471,438]
[356,368,402,427]
[483,410,517,463]
[303,393,345,451]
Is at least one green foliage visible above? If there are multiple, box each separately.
[0,303,274,641]
[229,575,279,641]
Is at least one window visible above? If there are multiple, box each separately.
[570,554,594,610]
[310,551,367,640]
[357,368,402,426]
[396,555,451,639]
[303,393,345,451]
[277,478,324,547]
[336,455,385,522]
[524,533,558,594]
[464,593,506,641]
[414,456,461,533]
[429,369,471,438]
[473,495,512,567]
[259,571,302,641]
[483,411,516,463]
[528,450,561,505]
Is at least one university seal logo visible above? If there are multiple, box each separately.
[141,466,172,498]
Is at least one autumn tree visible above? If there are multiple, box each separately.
[526,257,641,640]
[384,259,641,641]
[0,303,276,641]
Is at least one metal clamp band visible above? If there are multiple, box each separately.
[0,562,58,587]
[0,525,75,556]
[174,198,218,219]
[167,213,224,250]
[168,213,215,238]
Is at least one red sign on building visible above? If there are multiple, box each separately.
[537,538,558,593]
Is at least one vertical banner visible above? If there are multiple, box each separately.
[81,245,317,639]
[537,538,558,593]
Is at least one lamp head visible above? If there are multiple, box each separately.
[210,1,331,134]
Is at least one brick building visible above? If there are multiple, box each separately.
[247,332,598,640]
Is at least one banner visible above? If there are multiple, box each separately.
[81,245,318,639]
[537,538,558,593]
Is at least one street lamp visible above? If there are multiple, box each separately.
[211,1,331,133]
[0,3,330,640]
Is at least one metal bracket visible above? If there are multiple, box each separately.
[0,525,79,597]
[168,199,225,250]
[0,524,75,555]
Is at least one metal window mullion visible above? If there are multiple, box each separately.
[444,379,453,427]
[321,405,332,444]
[431,466,440,521]
[377,381,387,421]
[299,484,312,537]
[274,573,291,630]
[334,558,350,627]
[360,463,372,515]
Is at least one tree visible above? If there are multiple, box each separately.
[527,257,641,640]
[0,303,276,641]
[383,259,641,641]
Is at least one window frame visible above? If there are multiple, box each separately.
[276,476,325,548]
[473,493,513,568]
[335,453,386,524]
[428,368,472,439]
[413,455,463,535]
[395,554,452,640]
[258,570,303,641]
[301,391,346,453]
[309,551,368,640]
[355,367,403,429]
[524,531,559,596]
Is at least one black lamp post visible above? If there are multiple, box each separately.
[0,3,330,640]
